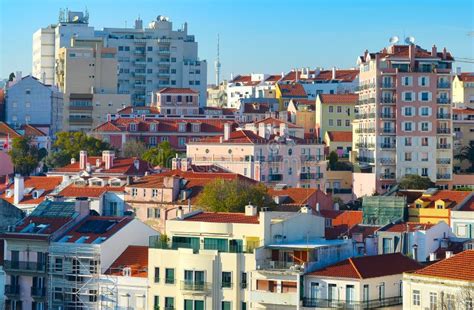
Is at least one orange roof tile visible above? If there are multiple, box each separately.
[318,94,358,104]
[453,107,474,115]
[412,250,474,281]
[254,117,300,128]
[106,245,148,278]
[384,222,436,233]
[457,73,474,82]
[59,184,125,198]
[327,131,353,142]
[278,83,307,98]
[309,253,422,279]
[411,190,473,209]
[52,156,151,176]
[183,212,259,224]
[157,87,198,94]
[1,176,62,205]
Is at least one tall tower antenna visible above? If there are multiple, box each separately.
[214,34,221,85]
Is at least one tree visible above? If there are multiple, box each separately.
[328,151,339,170]
[196,179,274,212]
[8,72,15,82]
[454,141,474,172]
[8,136,40,176]
[45,132,112,168]
[122,139,147,158]
[142,141,177,168]
[398,174,435,190]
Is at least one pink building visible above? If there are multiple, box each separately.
[151,87,199,116]
[354,42,454,193]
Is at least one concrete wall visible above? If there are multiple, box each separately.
[353,172,376,198]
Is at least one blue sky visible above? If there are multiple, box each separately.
[1,0,473,83]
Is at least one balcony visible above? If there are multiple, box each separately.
[268,174,283,182]
[437,98,450,104]
[158,61,171,66]
[380,158,396,165]
[437,113,451,119]
[437,173,451,180]
[437,81,451,89]
[158,50,171,55]
[382,128,396,134]
[380,97,396,104]
[355,142,375,149]
[437,128,451,134]
[380,82,395,88]
[380,173,396,180]
[250,290,298,306]
[134,60,146,66]
[4,260,47,273]
[437,143,451,149]
[69,116,93,124]
[355,128,375,134]
[180,281,210,292]
[31,286,46,298]
[302,296,402,309]
[380,112,396,119]
[356,156,375,164]
[5,284,20,297]
[267,155,283,162]
[134,83,146,88]
[326,188,352,194]
[300,155,323,162]
[300,173,323,180]
[380,143,396,149]
[437,158,451,165]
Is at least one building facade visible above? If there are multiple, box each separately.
[315,94,357,140]
[151,87,199,115]
[354,43,454,193]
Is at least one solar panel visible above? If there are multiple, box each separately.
[76,220,117,234]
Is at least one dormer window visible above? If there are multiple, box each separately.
[416,203,422,209]
[436,204,443,209]
[32,189,45,199]
[150,123,157,132]
[130,123,137,131]
[178,123,186,132]
[192,123,201,133]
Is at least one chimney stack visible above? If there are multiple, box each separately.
[134,159,140,171]
[258,123,266,138]
[245,203,257,216]
[13,174,24,205]
[74,197,90,217]
[429,252,437,262]
[223,123,231,141]
[431,44,437,57]
[79,150,88,170]
[176,206,184,220]
[445,251,453,259]
[331,67,336,80]
[442,47,447,59]
[102,151,115,170]
[279,122,288,137]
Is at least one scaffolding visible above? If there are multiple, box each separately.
[48,243,117,310]
[362,196,407,226]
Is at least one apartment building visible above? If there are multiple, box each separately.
[151,87,199,115]
[236,98,280,123]
[95,16,207,106]
[303,253,421,309]
[56,37,130,131]
[32,10,95,85]
[186,123,327,189]
[243,117,305,139]
[403,250,474,310]
[5,75,63,134]
[280,68,359,99]
[453,106,474,172]
[275,83,307,111]
[287,99,316,136]
[226,74,279,108]
[452,72,474,108]
[450,196,474,239]
[354,43,454,193]
[315,94,358,140]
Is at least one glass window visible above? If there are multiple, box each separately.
[204,238,228,252]
[222,301,231,310]
[429,292,437,310]
[337,106,342,113]
[154,267,160,283]
[382,238,392,253]
[222,272,232,288]
[165,297,174,309]
[329,106,334,113]
[165,268,175,284]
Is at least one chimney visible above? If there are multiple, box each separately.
[334,202,340,211]
[245,203,257,216]
[331,67,336,80]
[176,206,184,220]
[224,123,231,141]
[172,155,181,170]
[102,151,115,170]
[300,205,311,214]
[431,44,437,57]
[134,17,143,30]
[74,197,90,217]
[134,159,140,171]
[163,176,175,188]
[96,158,101,168]
[71,158,76,164]
[258,123,266,138]
[429,252,437,262]
[279,122,288,137]
[13,174,24,205]
[181,158,191,172]
[295,69,299,82]
[445,251,453,259]
[409,44,416,67]
[316,202,320,213]
[79,150,88,170]
[86,162,92,173]
[442,47,447,59]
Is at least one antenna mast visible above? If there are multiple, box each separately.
[214,34,221,86]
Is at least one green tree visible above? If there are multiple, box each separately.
[8,136,40,176]
[142,141,177,168]
[455,141,474,172]
[44,132,111,168]
[399,174,435,190]
[8,72,15,82]
[196,179,274,212]
[328,151,339,170]
[122,139,147,158]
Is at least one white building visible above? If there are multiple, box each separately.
[403,250,474,310]
[32,10,95,85]
[96,16,207,106]
[226,74,280,108]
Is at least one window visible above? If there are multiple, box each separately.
[154,267,160,283]
[329,106,334,113]
[178,137,186,146]
[421,137,429,146]
[147,46,153,51]
[345,119,350,126]
[363,284,369,302]
[337,106,342,113]
[404,92,413,101]
[419,76,429,86]
[131,188,137,197]
[54,258,63,272]
[165,268,175,284]
[130,123,137,131]
[421,107,429,116]
[421,152,428,162]
[337,119,342,126]
[405,152,412,162]
[404,122,413,132]
[222,301,231,310]
[346,285,355,304]
[179,123,186,132]
[329,119,334,126]
[54,287,63,301]
[421,122,429,132]
[422,168,428,177]
[421,92,429,101]
[382,238,392,254]
[402,76,412,86]
[436,204,443,209]
[404,107,413,116]
[241,272,247,289]
[161,136,169,142]
[445,294,455,310]
[405,137,412,146]
[241,302,247,310]
[165,297,174,309]
[429,292,437,310]
[222,272,232,288]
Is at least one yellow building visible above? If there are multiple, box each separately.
[287,98,316,136]
[452,73,474,108]
[275,83,307,111]
[324,131,353,159]
[324,170,353,202]
[315,94,357,139]
[56,37,130,131]
[407,189,473,225]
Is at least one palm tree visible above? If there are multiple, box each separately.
[454,141,474,172]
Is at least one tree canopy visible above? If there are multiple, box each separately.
[8,136,40,176]
[8,72,15,82]
[196,179,274,212]
[142,141,178,168]
[398,174,435,190]
[455,141,474,172]
[122,139,147,158]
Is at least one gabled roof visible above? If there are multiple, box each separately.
[281,69,359,83]
[243,102,273,114]
[326,131,353,142]
[0,122,21,138]
[412,250,474,281]
[309,253,422,279]
[59,184,125,198]
[0,176,63,205]
[457,73,474,82]
[411,190,473,209]
[157,87,198,94]
[106,245,148,277]
[183,211,259,224]
[278,83,307,98]
[268,187,333,210]
[382,222,436,233]
[51,156,151,176]
[318,94,358,104]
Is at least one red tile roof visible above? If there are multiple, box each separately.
[106,245,148,278]
[1,176,63,205]
[194,129,314,145]
[61,216,133,244]
[318,94,358,104]
[327,131,353,142]
[52,156,151,176]
[59,184,125,198]
[254,117,300,128]
[0,122,21,138]
[264,75,282,84]
[361,45,454,62]
[282,69,359,83]
[320,210,363,226]
[453,107,474,115]
[384,222,436,233]
[309,253,422,279]
[157,87,198,94]
[278,83,307,98]
[268,187,317,206]
[412,250,474,281]
[459,196,474,211]
[457,73,474,82]
[411,190,473,209]
[21,124,46,136]
[243,102,273,114]
[183,211,259,224]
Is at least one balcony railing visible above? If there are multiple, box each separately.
[380,112,396,119]
[355,143,375,148]
[437,158,451,165]
[437,113,451,119]
[300,155,324,162]
[437,143,451,149]
[437,82,451,88]
[380,143,396,149]
[437,98,450,104]
[380,173,396,180]
[300,173,323,180]
[5,284,20,296]
[267,155,283,162]
[380,82,396,88]
[356,157,375,164]
[355,128,375,134]
[380,97,396,104]
[437,173,452,180]
[31,286,46,298]
[382,128,396,134]
[326,188,352,194]
[180,281,210,292]
[4,260,47,273]
[302,296,402,309]
[437,128,451,134]
[268,174,283,182]
[379,158,396,165]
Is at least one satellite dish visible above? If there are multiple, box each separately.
[405,36,416,45]
[73,15,79,22]
[389,36,399,45]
